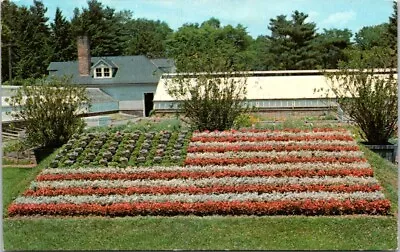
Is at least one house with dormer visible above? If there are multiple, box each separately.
[47,36,175,117]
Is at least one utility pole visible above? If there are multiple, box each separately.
[2,43,15,85]
[8,44,11,84]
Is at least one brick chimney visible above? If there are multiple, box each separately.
[77,36,91,76]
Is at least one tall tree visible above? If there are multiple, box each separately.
[50,8,75,62]
[1,0,20,82]
[71,0,126,56]
[123,18,172,58]
[267,11,319,70]
[385,1,397,67]
[246,36,272,71]
[386,1,397,50]
[218,24,254,70]
[349,22,395,68]
[14,0,51,79]
[315,28,352,69]
[200,17,221,28]
[166,18,253,72]
[354,24,389,50]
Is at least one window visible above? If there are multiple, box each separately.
[95,68,102,78]
[94,67,112,78]
[103,68,110,77]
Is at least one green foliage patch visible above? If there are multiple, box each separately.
[50,129,192,168]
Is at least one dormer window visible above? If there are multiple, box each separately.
[92,58,117,78]
[94,67,112,78]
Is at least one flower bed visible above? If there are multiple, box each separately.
[49,130,190,168]
[8,128,391,217]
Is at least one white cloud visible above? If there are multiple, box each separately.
[322,10,356,27]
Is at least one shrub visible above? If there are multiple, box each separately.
[233,114,253,129]
[166,72,249,131]
[323,48,397,144]
[6,76,89,148]
[165,41,250,131]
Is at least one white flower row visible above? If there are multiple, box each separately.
[15,191,385,205]
[192,131,352,138]
[188,140,358,147]
[30,176,379,190]
[186,150,365,159]
[42,162,371,175]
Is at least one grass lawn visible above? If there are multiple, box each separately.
[3,133,398,250]
[4,216,396,250]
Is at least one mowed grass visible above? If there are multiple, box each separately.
[3,152,55,214]
[4,216,396,250]
[3,131,398,250]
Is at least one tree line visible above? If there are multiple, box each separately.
[1,0,397,83]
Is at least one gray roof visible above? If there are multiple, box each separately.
[151,58,176,72]
[86,88,117,103]
[1,86,116,104]
[47,55,175,85]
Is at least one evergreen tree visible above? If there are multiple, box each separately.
[1,0,20,82]
[385,1,397,67]
[267,11,319,70]
[386,1,397,50]
[71,0,125,56]
[14,0,51,79]
[50,8,75,62]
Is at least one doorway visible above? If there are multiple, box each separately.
[144,93,154,117]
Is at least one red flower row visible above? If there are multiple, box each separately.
[187,145,360,153]
[24,184,383,197]
[184,157,367,166]
[242,128,348,133]
[194,128,347,134]
[35,168,374,182]
[191,135,354,143]
[8,199,391,217]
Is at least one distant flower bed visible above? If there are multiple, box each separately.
[8,128,391,217]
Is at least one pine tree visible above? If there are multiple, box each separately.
[71,0,125,56]
[50,8,75,62]
[387,1,397,50]
[385,1,397,67]
[1,0,20,82]
[267,11,319,70]
[14,0,51,79]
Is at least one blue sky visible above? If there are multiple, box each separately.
[13,0,395,38]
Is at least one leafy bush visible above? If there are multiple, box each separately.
[232,113,260,129]
[3,140,26,153]
[166,72,250,131]
[323,49,397,144]
[6,76,89,148]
